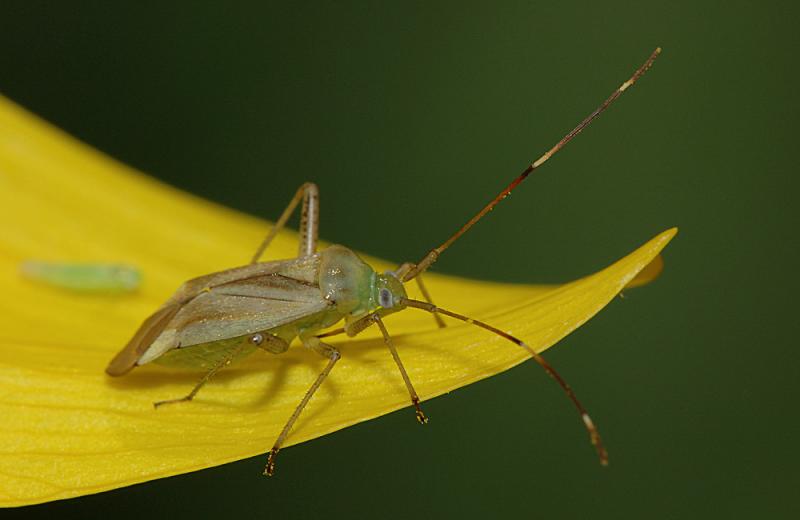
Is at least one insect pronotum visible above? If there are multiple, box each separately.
[107,48,661,476]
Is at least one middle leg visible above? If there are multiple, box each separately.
[153,342,247,408]
[265,336,340,476]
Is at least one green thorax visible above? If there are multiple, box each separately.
[318,245,407,327]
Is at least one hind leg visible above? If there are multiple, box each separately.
[250,183,320,263]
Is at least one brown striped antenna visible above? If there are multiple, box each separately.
[401,297,608,465]
[402,47,661,282]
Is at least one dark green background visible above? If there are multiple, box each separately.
[2,1,797,518]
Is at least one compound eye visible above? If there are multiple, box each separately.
[379,288,393,308]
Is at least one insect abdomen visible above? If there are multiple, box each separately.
[154,336,258,370]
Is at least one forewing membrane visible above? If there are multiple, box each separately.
[107,256,329,374]
[172,279,328,348]
[105,303,183,375]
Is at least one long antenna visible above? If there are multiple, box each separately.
[403,47,661,281]
[401,297,608,465]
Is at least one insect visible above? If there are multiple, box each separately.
[21,261,141,293]
[107,48,661,476]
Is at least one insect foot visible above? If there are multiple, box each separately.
[412,397,429,425]
[264,448,280,476]
[152,396,192,408]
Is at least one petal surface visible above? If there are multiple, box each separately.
[0,96,676,506]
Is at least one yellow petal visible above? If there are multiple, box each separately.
[624,253,664,289]
[0,95,676,506]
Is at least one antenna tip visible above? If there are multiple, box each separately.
[655,47,662,54]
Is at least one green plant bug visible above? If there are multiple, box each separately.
[107,48,661,476]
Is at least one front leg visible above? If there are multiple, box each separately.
[345,312,428,424]
[394,262,446,329]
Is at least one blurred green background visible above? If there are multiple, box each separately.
[1,1,797,518]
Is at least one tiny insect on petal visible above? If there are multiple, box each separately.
[20,260,142,293]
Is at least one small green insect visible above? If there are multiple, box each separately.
[107,48,661,476]
[21,261,141,293]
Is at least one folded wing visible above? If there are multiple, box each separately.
[106,269,328,376]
